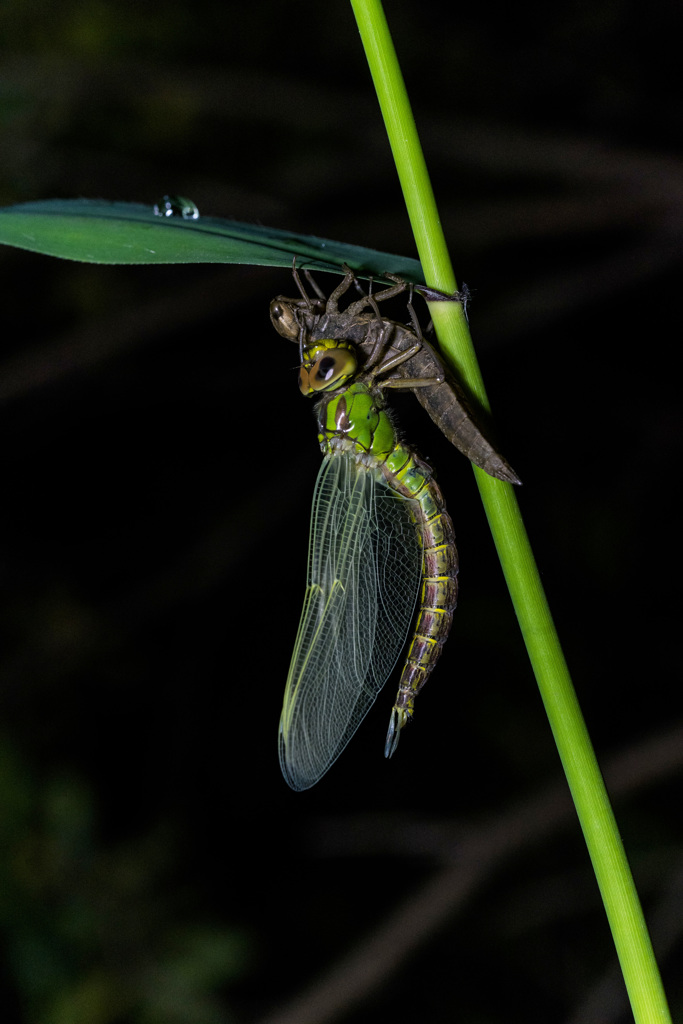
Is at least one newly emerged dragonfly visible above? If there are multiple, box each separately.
[270,264,521,485]
[272,265,520,790]
[275,289,460,790]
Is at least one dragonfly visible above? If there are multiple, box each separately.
[275,293,460,790]
[270,263,521,485]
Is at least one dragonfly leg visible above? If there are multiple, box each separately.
[284,258,326,321]
[302,268,327,302]
[413,283,463,301]
[342,263,409,317]
[372,337,425,376]
[326,265,358,312]
[380,374,446,389]
[417,281,471,321]
[372,273,449,361]
[364,314,445,386]
[363,322,442,386]
[382,271,471,321]
[290,257,317,305]
[361,318,400,371]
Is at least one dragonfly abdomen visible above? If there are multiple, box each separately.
[318,380,459,757]
[382,463,459,756]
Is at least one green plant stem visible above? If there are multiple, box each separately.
[349,1,671,1022]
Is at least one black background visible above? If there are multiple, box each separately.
[1,1,682,1022]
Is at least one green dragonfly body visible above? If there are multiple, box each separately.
[278,335,458,791]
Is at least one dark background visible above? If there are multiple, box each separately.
[1,1,682,1022]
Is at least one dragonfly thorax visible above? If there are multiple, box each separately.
[316,381,396,459]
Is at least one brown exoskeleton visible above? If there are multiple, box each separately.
[270,263,520,485]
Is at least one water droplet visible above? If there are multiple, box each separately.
[152,195,200,220]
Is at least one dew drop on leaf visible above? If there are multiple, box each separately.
[152,195,200,220]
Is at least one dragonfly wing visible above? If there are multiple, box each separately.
[279,453,421,790]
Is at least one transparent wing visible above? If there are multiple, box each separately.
[279,453,422,790]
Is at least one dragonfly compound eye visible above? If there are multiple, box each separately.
[307,349,357,392]
[316,356,338,382]
[269,299,299,340]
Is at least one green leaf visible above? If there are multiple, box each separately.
[0,198,424,282]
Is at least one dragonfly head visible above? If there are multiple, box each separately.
[298,340,358,396]
[270,296,324,343]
